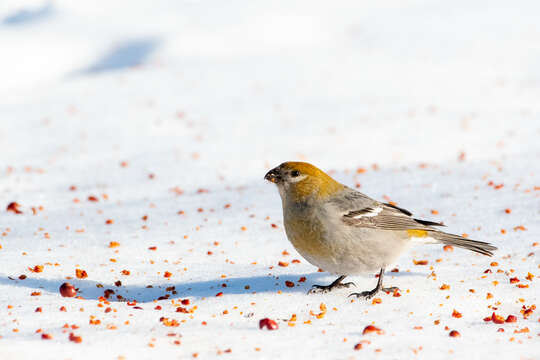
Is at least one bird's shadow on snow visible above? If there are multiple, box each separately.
[1,2,54,26]
[75,38,161,74]
[0,273,327,303]
[0,270,426,304]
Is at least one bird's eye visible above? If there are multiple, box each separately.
[291,170,300,177]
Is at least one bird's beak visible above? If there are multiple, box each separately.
[264,168,281,183]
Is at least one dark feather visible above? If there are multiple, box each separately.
[382,202,412,216]
[414,218,445,227]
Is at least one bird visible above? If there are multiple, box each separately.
[264,161,497,299]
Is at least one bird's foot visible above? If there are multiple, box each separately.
[308,282,355,294]
[348,286,399,299]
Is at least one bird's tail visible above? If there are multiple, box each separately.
[431,232,497,256]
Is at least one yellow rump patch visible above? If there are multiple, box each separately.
[407,229,428,238]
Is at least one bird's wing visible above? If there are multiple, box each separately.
[330,188,496,256]
[332,188,443,231]
[342,204,442,230]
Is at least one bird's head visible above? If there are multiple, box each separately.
[264,162,344,202]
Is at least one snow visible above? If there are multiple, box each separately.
[1,0,539,358]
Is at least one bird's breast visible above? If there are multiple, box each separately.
[283,208,330,261]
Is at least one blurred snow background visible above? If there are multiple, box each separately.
[0,1,539,359]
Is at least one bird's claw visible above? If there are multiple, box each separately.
[348,290,377,300]
[348,286,399,300]
[308,282,355,294]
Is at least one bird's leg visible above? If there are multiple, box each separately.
[308,275,355,294]
[348,268,399,299]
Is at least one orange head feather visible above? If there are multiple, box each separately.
[265,162,344,201]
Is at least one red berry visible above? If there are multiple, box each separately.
[259,318,278,330]
[491,312,505,324]
[59,282,77,298]
[362,325,384,335]
[69,333,82,343]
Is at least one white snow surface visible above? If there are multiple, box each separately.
[1,1,539,359]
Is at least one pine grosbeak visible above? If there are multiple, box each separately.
[265,161,496,298]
